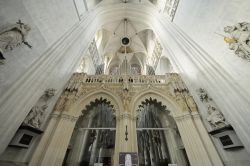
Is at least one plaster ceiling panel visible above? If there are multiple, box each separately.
[103,35,121,53]
[100,29,112,50]
[129,35,147,53]
[137,29,155,52]
[129,54,143,67]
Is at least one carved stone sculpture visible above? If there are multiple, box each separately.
[23,105,48,129]
[0,20,32,63]
[197,88,229,129]
[224,22,250,61]
[122,88,131,112]
[206,105,228,129]
[44,88,56,99]
[198,88,210,102]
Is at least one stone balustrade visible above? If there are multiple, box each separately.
[69,73,179,84]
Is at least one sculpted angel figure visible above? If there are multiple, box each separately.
[0,20,32,63]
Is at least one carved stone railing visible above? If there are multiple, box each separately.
[65,73,186,92]
[76,73,179,83]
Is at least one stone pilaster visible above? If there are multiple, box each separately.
[32,113,78,166]
[175,113,213,166]
[113,112,138,166]
[191,112,224,166]
[29,111,60,166]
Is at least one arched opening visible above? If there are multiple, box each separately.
[135,97,190,166]
[65,97,116,166]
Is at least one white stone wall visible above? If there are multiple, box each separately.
[0,0,79,95]
[0,1,250,165]
[0,0,81,163]
[174,0,250,165]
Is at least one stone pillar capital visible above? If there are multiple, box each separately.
[174,113,192,121]
[61,113,78,122]
[191,111,200,119]
[50,111,61,119]
[117,112,134,120]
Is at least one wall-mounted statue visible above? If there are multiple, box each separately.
[43,88,56,99]
[22,88,56,129]
[23,105,47,129]
[206,105,228,129]
[197,88,229,130]
[224,22,250,61]
[0,20,32,64]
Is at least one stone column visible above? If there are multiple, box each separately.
[29,111,61,166]
[185,94,224,166]
[38,113,78,166]
[175,113,213,166]
[191,112,224,166]
[113,112,138,166]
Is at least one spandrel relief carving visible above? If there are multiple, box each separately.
[197,88,229,130]
[223,22,250,61]
[0,20,32,64]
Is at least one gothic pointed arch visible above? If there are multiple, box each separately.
[68,89,123,118]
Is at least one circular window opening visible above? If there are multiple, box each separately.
[122,37,130,45]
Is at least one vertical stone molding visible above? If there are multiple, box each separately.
[29,111,60,166]
[30,113,78,166]
[175,113,213,166]
[191,112,224,166]
[114,113,138,166]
